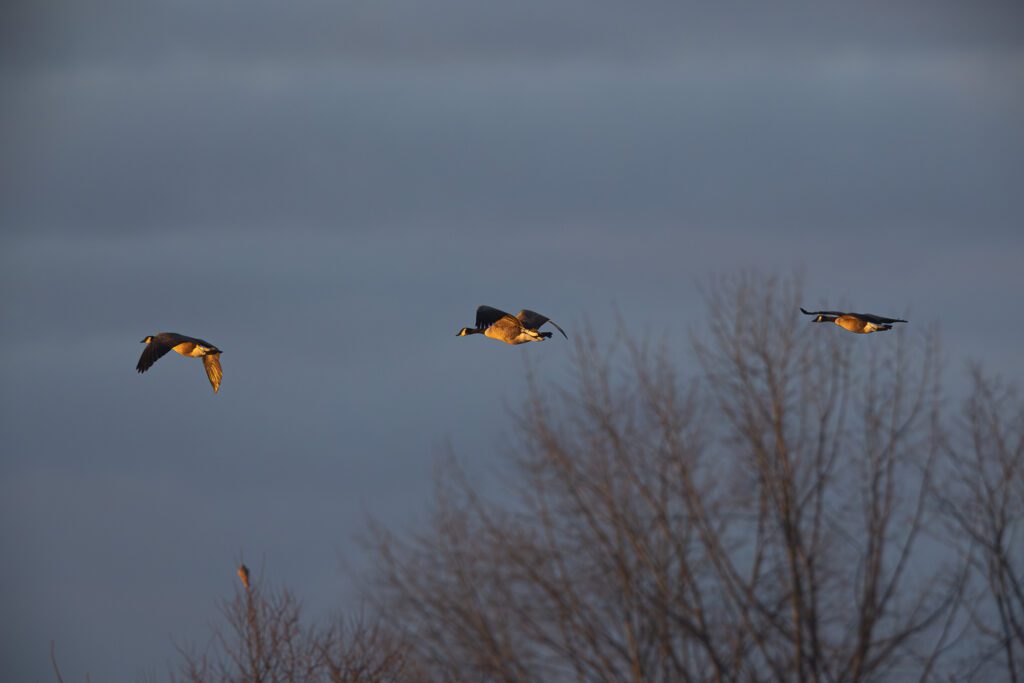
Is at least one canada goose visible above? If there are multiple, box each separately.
[457,305,568,345]
[237,564,250,590]
[800,307,908,334]
[137,332,223,392]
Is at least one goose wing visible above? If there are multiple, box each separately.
[517,309,568,338]
[203,353,223,393]
[166,333,219,350]
[800,307,847,317]
[476,305,519,329]
[136,337,177,373]
[156,332,203,346]
[853,312,908,325]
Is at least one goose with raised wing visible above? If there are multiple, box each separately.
[457,305,567,345]
[800,307,908,334]
[136,332,223,392]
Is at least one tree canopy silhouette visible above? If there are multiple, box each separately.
[363,272,1022,682]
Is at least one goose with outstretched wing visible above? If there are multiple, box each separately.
[800,307,908,334]
[137,332,223,392]
[457,305,567,345]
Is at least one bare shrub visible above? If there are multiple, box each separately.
[165,574,415,683]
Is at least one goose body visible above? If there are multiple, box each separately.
[800,308,908,334]
[137,332,223,392]
[457,305,568,345]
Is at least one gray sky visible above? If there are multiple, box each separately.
[2,1,1023,679]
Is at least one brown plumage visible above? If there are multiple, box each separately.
[800,308,908,334]
[457,305,568,345]
[137,332,223,392]
[237,564,250,590]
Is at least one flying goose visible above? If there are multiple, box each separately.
[137,332,223,392]
[800,307,908,334]
[457,305,568,345]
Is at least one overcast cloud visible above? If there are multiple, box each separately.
[2,2,1023,680]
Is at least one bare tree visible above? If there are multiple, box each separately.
[165,572,415,683]
[938,366,1024,682]
[365,272,970,682]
